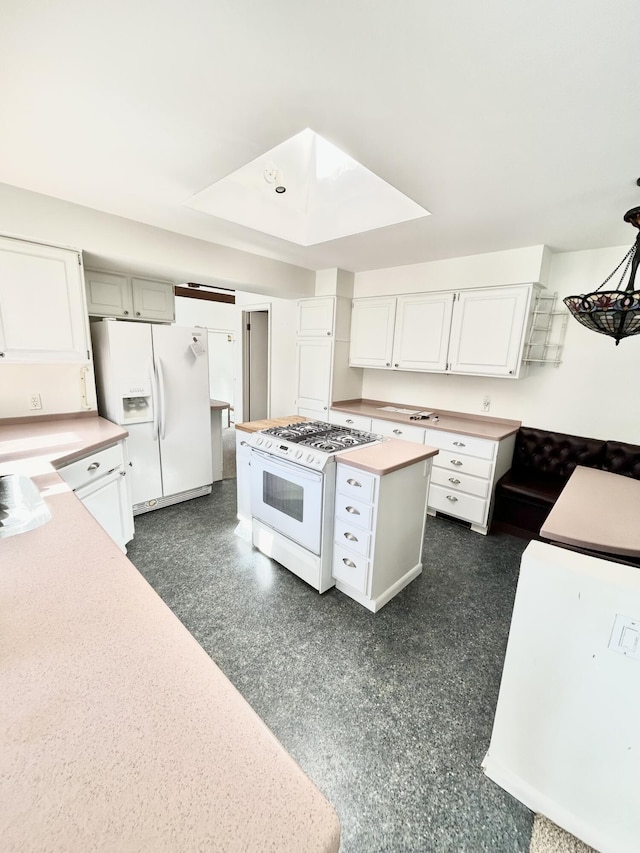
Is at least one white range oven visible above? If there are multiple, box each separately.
[247,421,380,592]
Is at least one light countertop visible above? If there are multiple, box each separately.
[235,415,310,433]
[540,466,640,558]
[338,438,438,475]
[331,399,520,441]
[0,417,340,852]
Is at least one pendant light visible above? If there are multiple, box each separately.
[563,204,640,345]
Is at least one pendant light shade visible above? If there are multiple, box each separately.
[563,206,640,345]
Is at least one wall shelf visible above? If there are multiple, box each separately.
[522,293,568,367]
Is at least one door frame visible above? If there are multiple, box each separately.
[240,303,271,423]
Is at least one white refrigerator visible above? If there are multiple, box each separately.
[91,319,212,514]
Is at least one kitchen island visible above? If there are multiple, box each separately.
[0,417,340,853]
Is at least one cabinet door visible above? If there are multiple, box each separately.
[349,297,396,368]
[75,469,133,553]
[131,278,175,322]
[448,286,532,377]
[392,292,454,371]
[297,297,334,337]
[296,338,332,415]
[0,237,89,362]
[85,270,133,318]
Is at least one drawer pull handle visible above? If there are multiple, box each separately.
[453,441,466,447]
[346,478,362,487]
[450,459,463,466]
[448,477,461,485]
[393,429,402,435]
[344,532,358,542]
[87,462,100,471]
[240,440,248,447]
[346,506,360,515]
[446,495,458,502]
[342,558,357,568]
[346,418,354,424]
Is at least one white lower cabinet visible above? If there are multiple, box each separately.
[370,417,426,443]
[328,409,372,431]
[57,441,134,552]
[332,458,432,612]
[423,427,515,535]
[235,431,252,539]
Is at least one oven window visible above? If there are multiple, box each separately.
[263,471,304,522]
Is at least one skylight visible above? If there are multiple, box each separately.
[184,129,430,246]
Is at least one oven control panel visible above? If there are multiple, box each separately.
[250,434,327,469]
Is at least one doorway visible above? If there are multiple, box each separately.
[242,309,269,421]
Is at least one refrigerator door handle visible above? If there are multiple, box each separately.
[149,359,159,441]
[157,357,167,440]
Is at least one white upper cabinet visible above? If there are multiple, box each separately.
[296,297,335,337]
[86,270,175,323]
[392,292,454,371]
[0,235,90,363]
[350,284,539,379]
[349,297,396,368]
[447,285,534,377]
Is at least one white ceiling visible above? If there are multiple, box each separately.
[1,0,639,274]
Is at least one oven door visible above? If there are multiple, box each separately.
[250,449,324,554]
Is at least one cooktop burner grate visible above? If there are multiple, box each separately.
[260,420,378,450]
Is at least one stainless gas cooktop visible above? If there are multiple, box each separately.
[248,420,381,470]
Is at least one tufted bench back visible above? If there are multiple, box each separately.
[512,427,606,483]
[602,440,640,480]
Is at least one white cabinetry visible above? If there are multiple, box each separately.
[332,457,431,612]
[57,441,134,552]
[329,410,372,431]
[424,428,515,535]
[234,431,253,539]
[350,284,539,379]
[447,286,534,377]
[370,417,426,443]
[295,296,362,420]
[86,270,175,322]
[0,235,90,363]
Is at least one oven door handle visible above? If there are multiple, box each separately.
[250,448,324,483]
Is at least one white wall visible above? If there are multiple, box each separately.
[0,183,315,297]
[355,245,640,443]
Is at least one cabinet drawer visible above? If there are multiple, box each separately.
[335,493,374,530]
[423,428,495,460]
[334,518,372,558]
[57,443,124,491]
[370,418,425,443]
[329,410,372,431]
[432,451,492,480]
[430,466,490,499]
[336,465,376,502]
[428,483,488,526]
[332,543,369,594]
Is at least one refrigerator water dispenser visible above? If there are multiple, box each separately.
[122,395,152,423]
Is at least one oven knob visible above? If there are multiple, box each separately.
[255,436,263,445]
[295,449,303,459]
[264,439,272,448]
[307,453,315,463]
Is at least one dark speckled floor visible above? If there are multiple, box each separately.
[126,480,533,852]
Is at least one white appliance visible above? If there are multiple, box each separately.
[248,421,381,592]
[91,319,212,514]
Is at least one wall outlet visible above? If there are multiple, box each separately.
[29,393,42,410]
[481,395,491,412]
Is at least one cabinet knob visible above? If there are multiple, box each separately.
[346,419,354,424]
[386,362,390,366]
[136,311,141,317]
[344,532,358,542]
[0,352,4,358]
[119,470,126,477]
[450,459,463,466]
[345,506,360,515]
[448,477,461,485]
[87,461,100,471]
[326,331,331,335]
[346,478,362,487]
[342,558,357,568]
[324,406,327,410]
[393,429,402,435]
[123,310,129,315]
[453,441,466,447]
[394,363,399,367]
[446,495,458,502]
[509,369,514,375]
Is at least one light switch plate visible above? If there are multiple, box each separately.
[609,613,640,661]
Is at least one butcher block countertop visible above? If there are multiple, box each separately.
[332,399,521,441]
[0,417,340,853]
[235,415,309,433]
[338,438,438,475]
